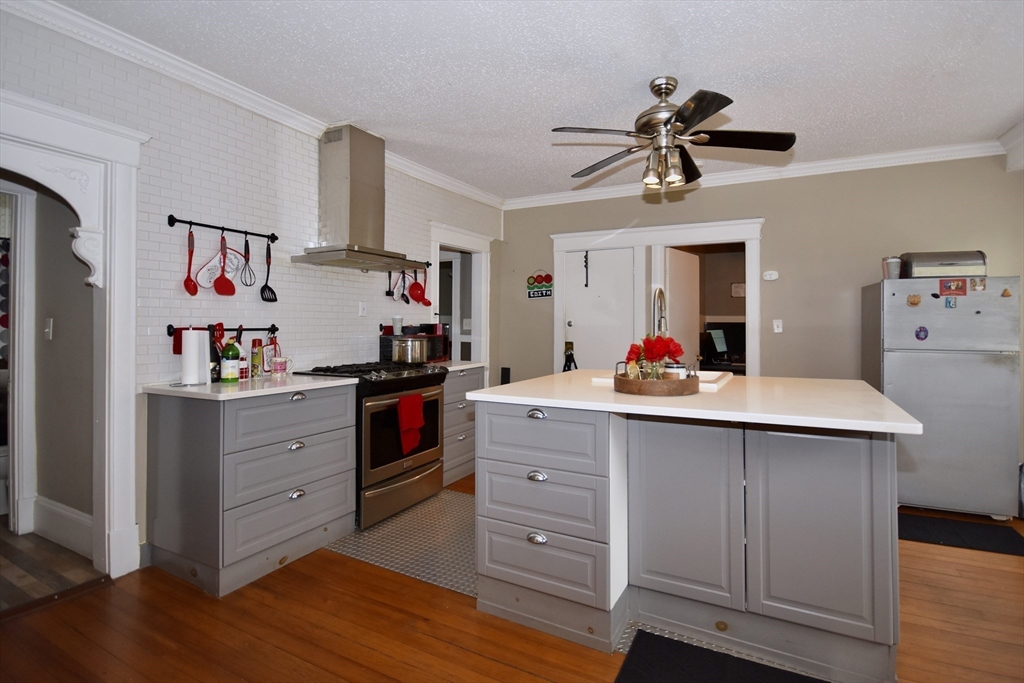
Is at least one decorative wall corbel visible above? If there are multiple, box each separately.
[70,226,104,287]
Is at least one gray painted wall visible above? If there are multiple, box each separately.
[34,188,93,515]
[497,156,1023,384]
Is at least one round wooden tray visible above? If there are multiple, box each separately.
[613,373,699,396]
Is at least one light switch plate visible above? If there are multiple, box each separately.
[358,302,367,317]
[763,271,779,281]
[773,319,783,333]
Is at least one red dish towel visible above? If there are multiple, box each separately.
[397,394,425,454]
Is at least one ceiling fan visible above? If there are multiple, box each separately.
[553,76,796,188]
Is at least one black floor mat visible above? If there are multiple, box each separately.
[898,513,1024,556]
[615,629,823,683]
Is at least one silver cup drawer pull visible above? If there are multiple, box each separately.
[457,434,467,441]
[287,441,305,451]
[457,401,467,409]
[459,370,468,376]
[527,470,548,482]
[288,489,306,500]
[526,408,547,420]
[527,532,547,545]
[289,392,306,401]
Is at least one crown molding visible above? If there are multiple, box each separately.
[504,141,1008,210]
[386,151,504,209]
[2,0,327,137]
[999,121,1024,172]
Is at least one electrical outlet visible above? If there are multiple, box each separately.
[773,319,783,333]
[565,341,574,353]
[358,302,367,317]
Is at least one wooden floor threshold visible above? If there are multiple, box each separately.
[0,575,112,624]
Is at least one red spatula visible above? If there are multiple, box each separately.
[213,234,235,296]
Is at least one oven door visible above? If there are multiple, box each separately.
[361,385,444,488]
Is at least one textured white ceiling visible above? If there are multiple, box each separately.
[54,0,1024,200]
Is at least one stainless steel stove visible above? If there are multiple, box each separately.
[294,362,448,528]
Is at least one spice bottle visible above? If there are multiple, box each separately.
[250,338,263,379]
[220,337,241,383]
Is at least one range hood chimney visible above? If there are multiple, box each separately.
[291,124,427,272]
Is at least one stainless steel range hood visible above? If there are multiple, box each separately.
[291,124,427,272]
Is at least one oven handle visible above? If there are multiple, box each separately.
[363,387,444,410]
[362,460,443,498]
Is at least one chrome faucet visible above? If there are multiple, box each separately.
[651,287,668,337]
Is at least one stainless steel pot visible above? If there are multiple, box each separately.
[392,336,428,364]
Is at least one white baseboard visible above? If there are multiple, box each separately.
[33,496,93,560]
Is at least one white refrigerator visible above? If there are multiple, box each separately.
[862,276,1021,517]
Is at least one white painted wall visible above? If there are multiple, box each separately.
[0,11,501,383]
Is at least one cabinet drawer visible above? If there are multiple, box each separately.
[445,367,484,404]
[477,517,608,609]
[223,386,355,454]
[223,471,355,566]
[444,428,475,471]
[479,403,608,476]
[223,427,355,510]
[444,399,475,439]
[478,460,607,542]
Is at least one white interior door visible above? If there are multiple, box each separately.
[563,248,635,371]
[666,248,701,366]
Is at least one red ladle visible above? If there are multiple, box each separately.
[420,267,432,306]
[409,269,425,303]
[213,234,235,296]
[183,229,198,296]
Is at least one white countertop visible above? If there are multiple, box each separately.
[467,369,922,435]
[442,360,487,370]
[142,374,358,401]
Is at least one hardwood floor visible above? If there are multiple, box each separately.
[0,515,106,612]
[0,479,1020,683]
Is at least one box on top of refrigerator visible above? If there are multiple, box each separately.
[899,251,987,278]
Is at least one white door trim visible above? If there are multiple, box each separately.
[553,218,763,376]
[0,90,149,577]
[429,221,493,383]
[1,179,38,534]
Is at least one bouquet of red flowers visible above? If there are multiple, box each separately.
[625,335,684,365]
[625,335,684,379]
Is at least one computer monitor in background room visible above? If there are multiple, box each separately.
[709,329,727,354]
[704,322,746,361]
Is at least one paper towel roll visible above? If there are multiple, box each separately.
[181,329,206,385]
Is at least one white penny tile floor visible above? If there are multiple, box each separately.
[326,489,478,597]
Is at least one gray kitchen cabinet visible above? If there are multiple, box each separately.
[745,426,897,645]
[477,402,609,475]
[443,366,483,485]
[627,416,745,611]
[628,416,897,645]
[147,386,357,596]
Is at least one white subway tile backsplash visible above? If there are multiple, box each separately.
[1,10,500,386]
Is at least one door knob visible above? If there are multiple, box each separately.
[567,320,573,327]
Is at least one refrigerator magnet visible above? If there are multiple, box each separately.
[907,294,921,307]
[939,278,967,296]
[1002,289,1013,297]
[945,297,957,309]
[970,277,986,292]
[915,326,929,341]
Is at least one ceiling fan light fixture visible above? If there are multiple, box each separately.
[642,151,661,186]
[664,148,683,184]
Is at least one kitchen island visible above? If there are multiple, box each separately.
[468,369,921,683]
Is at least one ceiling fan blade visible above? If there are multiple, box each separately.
[571,143,651,178]
[553,126,648,139]
[676,145,702,185]
[670,90,734,134]
[691,130,796,152]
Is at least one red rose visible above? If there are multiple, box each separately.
[625,343,642,363]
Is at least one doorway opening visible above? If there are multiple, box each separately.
[552,218,762,376]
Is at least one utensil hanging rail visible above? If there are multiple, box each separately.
[167,324,279,337]
[168,214,278,244]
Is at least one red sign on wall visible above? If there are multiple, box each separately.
[527,271,553,299]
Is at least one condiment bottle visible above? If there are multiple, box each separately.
[220,337,241,383]
[209,333,221,383]
[250,338,263,378]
